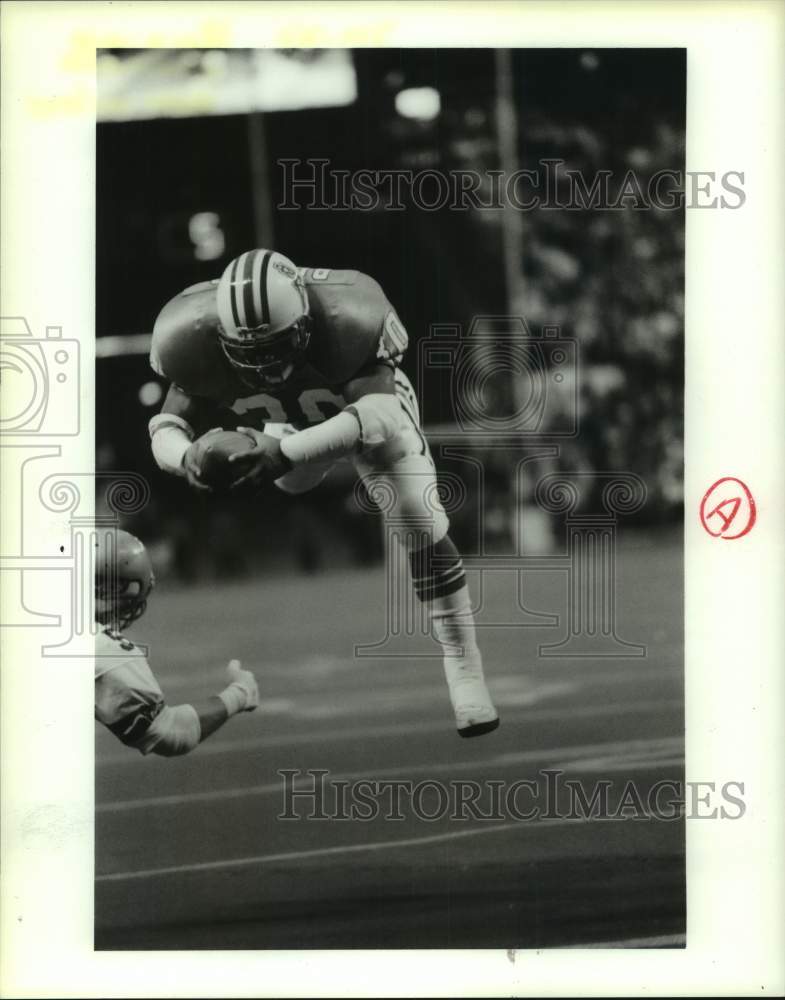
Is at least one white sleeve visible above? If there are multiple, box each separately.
[280,410,361,465]
[280,394,405,466]
[149,412,193,475]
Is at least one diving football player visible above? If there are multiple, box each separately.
[148,249,498,737]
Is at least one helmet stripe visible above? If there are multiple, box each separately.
[251,248,265,319]
[228,255,242,330]
[241,249,256,329]
[259,250,272,326]
[233,250,249,327]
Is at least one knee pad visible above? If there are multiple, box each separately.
[358,452,450,552]
[347,394,408,452]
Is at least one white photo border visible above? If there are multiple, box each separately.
[1,1,783,996]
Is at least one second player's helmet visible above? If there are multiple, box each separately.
[94,529,155,631]
[216,248,311,388]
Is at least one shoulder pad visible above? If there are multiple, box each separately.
[303,268,361,286]
[95,626,145,677]
[150,281,235,399]
[304,270,398,382]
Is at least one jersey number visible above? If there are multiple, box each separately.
[232,387,346,426]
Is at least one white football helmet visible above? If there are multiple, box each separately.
[94,529,155,631]
[216,248,311,387]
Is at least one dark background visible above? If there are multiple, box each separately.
[95,47,686,952]
[97,48,685,579]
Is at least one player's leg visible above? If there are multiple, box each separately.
[409,529,499,737]
[356,372,499,737]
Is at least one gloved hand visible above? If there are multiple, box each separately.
[217,658,259,715]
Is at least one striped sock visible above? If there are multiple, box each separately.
[409,535,467,604]
[410,536,499,736]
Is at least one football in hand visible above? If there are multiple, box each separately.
[190,429,255,491]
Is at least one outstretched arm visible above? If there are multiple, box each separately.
[229,364,406,490]
[137,660,259,758]
[279,362,402,463]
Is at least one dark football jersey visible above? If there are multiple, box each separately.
[151,268,409,432]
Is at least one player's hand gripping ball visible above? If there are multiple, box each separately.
[183,429,256,493]
[183,427,292,493]
[228,426,293,494]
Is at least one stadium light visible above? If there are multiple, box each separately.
[394,87,441,122]
[138,381,163,407]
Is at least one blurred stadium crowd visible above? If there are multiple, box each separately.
[97,48,684,580]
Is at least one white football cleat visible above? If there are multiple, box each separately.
[449,676,500,738]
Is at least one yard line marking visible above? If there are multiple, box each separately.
[97,698,684,766]
[554,756,685,774]
[97,812,658,883]
[117,675,575,713]
[97,736,683,813]
[565,932,686,949]
[136,661,680,692]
